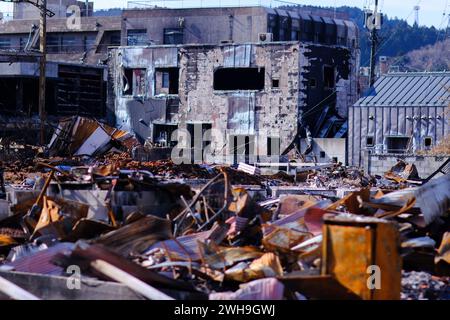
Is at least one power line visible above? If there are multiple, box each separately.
[436,0,450,43]
[303,0,422,119]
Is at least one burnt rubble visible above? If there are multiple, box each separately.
[0,118,449,301]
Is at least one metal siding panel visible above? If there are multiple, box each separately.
[406,76,428,106]
[444,107,450,139]
[421,106,429,146]
[408,76,432,106]
[226,93,256,134]
[390,106,398,135]
[398,107,406,136]
[436,107,443,142]
[376,106,383,149]
[368,106,375,136]
[359,76,390,106]
[384,76,409,106]
[424,76,446,106]
[405,107,414,139]
[417,77,442,106]
[413,107,421,151]
[433,77,450,106]
[429,107,436,141]
[355,74,450,108]
[438,79,450,106]
[383,107,390,141]
[368,76,397,106]
[361,106,368,150]
[153,47,178,67]
[223,45,252,68]
[391,76,417,105]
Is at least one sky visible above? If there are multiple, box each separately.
[0,0,449,28]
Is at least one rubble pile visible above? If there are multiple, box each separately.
[402,271,450,300]
[0,118,448,300]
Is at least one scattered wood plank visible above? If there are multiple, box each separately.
[90,259,174,300]
[0,275,40,300]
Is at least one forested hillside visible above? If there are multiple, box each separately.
[282,5,447,66]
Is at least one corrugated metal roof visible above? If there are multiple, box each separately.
[355,72,450,107]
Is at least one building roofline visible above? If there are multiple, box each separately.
[384,71,450,76]
[109,40,353,51]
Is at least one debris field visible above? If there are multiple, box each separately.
[0,117,448,300]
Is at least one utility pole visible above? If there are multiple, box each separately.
[368,0,380,87]
[414,6,420,26]
[39,0,47,145]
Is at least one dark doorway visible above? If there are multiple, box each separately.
[187,123,212,163]
[229,135,255,164]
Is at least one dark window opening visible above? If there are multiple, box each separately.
[332,157,339,163]
[308,78,317,88]
[110,32,121,46]
[155,68,179,95]
[56,65,105,117]
[366,136,374,147]
[320,151,326,158]
[0,37,11,49]
[47,34,60,53]
[323,66,335,88]
[424,137,433,148]
[123,68,146,96]
[127,29,148,46]
[164,28,184,45]
[61,35,77,53]
[162,72,170,88]
[267,137,281,157]
[83,35,96,52]
[187,123,212,163]
[19,38,27,51]
[214,68,265,91]
[153,124,178,147]
[267,14,279,41]
[123,68,133,96]
[386,136,410,154]
[272,79,280,88]
[230,135,255,164]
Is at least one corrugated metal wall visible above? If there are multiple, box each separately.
[349,105,449,166]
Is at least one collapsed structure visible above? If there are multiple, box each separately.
[108,40,357,164]
[0,2,448,302]
[0,52,106,143]
[0,3,360,164]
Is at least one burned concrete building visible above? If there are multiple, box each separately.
[108,39,358,164]
[0,4,360,161]
[0,52,106,143]
[0,4,359,65]
[120,6,358,46]
[0,0,121,65]
[103,6,360,164]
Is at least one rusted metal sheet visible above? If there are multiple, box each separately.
[6,243,75,275]
[321,214,402,300]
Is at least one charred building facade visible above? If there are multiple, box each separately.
[0,5,360,159]
[0,52,106,143]
[0,0,121,65]
[109,41,358,164]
